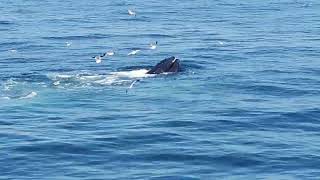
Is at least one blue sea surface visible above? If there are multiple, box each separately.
[1,0,320,179]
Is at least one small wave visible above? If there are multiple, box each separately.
[0,96,11,100]
[18,92,37,99]
[2,78,18,91]
[0,28,12,31]
[0,91,37,100]
[42,34,111,41]
[120,17,152,22]
[116,33,175,39]
[53,74,73,79]
[0,20,14,25]
[8,49,18,53]
[0,58,29,64]
[0,41,33,47]
[19,44,54,51]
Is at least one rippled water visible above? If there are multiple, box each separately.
[1,0,320,179]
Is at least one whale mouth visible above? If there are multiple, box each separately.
[172,57,177,64]
[167,58,179,72]
[147,56,180,74]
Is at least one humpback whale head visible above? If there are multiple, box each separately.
[147,56,180,74]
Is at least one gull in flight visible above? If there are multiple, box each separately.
[66,42,72,47]
[128,49,140,56]
[106,50,115,56]
[149,41,158,50]
[92,53,106,64]
[126,80,140,93]
[53,81,60,86]
[128,9,136,16]
[218,41,224,45]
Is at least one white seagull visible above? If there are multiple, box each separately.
[66,42,72,47]
[126,80,140,93]
[128,9,136,16]
[149,41,158,50]
[92,53,106,64]
[106,50,115,56]
[128,49,140,56]
[53,81,60,86]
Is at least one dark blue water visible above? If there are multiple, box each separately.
[1,0,320,179]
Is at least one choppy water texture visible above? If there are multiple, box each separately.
[1,0,320,179]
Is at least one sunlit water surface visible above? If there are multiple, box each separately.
[1,0,320,179]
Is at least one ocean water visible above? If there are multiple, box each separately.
[1,0,320,179]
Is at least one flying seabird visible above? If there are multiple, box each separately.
[128,9,136,16]
[149,41,158,49]
[126,79,140,93]
[92,53,106,63]
[106,50,115,56]
[128,49,140,56]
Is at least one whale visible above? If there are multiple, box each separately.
[126,56,180,93]
[147,56,180,74]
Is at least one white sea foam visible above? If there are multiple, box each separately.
[0,96,11,100]
[47,69,152,88]
[3,78,17,91]
[4,85,10,91]
[0,92,37,100]
[55,74,73,79]
[111,69,152,78]
[9,49,18,53]
[19,91,37,99]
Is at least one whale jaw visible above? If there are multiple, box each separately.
[147,56,180,74]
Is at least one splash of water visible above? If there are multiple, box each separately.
[47,69,153,88]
